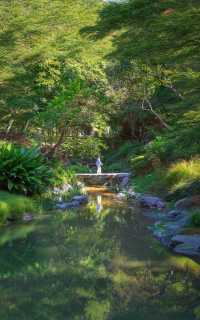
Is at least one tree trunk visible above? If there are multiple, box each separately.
[47,129,65,159]
[142,99,171,130]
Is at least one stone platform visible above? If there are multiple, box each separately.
[76,173,130,186]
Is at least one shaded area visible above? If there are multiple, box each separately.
[81,0,200,178]
[81,0,200,64]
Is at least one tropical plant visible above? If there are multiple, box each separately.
[0,144,53,194]
[52,163,78,186]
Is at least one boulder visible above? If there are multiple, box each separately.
[23,213,34,222]
[152,215,190,247]
[127,189,138,199]
[120,176,129,188]
[143,210,164,221]
[165,209,187,221]
[71,195,88,204]
[171,234,200,257]
[56,201,79,210]
[56,195,88,210]
[138,195,165,210]
[175,195,200,209]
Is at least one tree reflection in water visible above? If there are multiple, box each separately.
[0,188,200,320]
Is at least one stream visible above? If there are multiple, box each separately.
[0,187,200,320]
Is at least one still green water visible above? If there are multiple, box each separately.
[0,187,200,320]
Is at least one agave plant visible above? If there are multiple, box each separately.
[0,144,53,194]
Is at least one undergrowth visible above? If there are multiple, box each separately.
[132,158,200,199]
[0,192,37,224]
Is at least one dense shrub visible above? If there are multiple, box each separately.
[0,191,36,224]
[105,161,126,172]
[144,136,169,162]
[166,159,200,192]
[105,141,143,172]
[132,158,200,198]
[191,211,200,227]
[67,164,91,174]
[109,142,142,162]
[63,136,106,160]
[128,121,200,176]
[133,169,166,195]
[52,163,79,186]
[0,144,53,194]
[129,155,151,174]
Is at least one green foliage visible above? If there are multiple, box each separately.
[194,305,200,320]
[167,180,200,200]
[166,159,200,192]
[0,144,53,195]
[148,120,200,162]
[133,169,166,195]
[68,164,92,174]
[0,191,36,224]
[0,0,106,129]
[105,161,126,173]
[88,0,200,67]
[37,79,83,136]
[52,164,78,186]
[0,0,200,198]
[130,155,151,174]
[35,72,109,158]
[108,142,137,162]
[0,0,112,152]
[63,136,107,160]
[83,0,200,175]
[191,211,200,228]
[145,136,169,161]
[133,158,200,198]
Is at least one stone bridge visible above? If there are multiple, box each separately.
[76,173,130,187]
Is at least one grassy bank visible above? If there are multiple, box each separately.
[0,192,37,225]
[132,158,200,200]
[104,139,200,201]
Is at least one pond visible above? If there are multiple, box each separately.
[0,187,200,320]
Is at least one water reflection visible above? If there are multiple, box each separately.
[96,195,103,213]
[0,188,200,320]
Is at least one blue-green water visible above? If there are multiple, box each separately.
[0,188,200,320]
